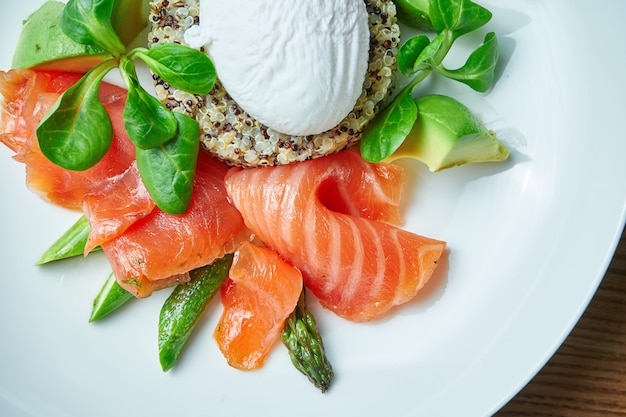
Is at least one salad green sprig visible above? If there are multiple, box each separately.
[36,0,216,214]
[360,0,499,163]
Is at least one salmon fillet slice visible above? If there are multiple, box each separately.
[215,241,302,369]
[225,150,446,321]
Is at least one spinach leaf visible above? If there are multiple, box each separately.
[133,43,217,95]
[394,0,435,31]
[60,0,125,56]
[429,0,462,33]
[136,112,200,214]
[418,31,448,66]
[430,0,492,40]
[438,32,499,92]
[36,61,116,171]
[120,58,178,149]
[398,35,431,77]
[360,88,418,163]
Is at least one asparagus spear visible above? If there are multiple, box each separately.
[281,289,334,393]
[36,215,99,265]
[89,272,134,322]
[158,255,232,371]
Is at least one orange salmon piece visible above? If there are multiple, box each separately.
[215,241,303,370]
[82,161,156,254]
[225,150,446,322]
[0,69,249,298]
[101,154,250,298]
[0,69,135,210]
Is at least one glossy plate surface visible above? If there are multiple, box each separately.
[1,1,625,416]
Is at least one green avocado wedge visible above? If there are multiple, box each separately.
[389,94,509,171]
[12,1,110,72]
[12,0,149,72]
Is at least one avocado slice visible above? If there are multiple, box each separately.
[390,94,509,171]
[12,0,149,72]
[11,1,110,72]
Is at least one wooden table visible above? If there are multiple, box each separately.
[496,227,626,416]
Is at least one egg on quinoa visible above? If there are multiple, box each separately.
[148,0,400,167]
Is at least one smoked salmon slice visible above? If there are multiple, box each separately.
[82,161,156,254]
[215,241,303,370]
[100,153,251,297]
[0,69,135,210]
[0,69,250,298]
[225,150,447,322]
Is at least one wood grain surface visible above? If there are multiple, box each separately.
[496,227,626,416]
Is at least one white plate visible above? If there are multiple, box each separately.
[1,1,625,416]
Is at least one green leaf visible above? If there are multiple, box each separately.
[417,31,447,67]
[60,0,125,55]
[89,272,134,322]
[398,35,431,76]
[36,61,116,171]
[430,0,492,40]
[136,112,200,214]
[439,32,499,92]
[430,0,461,33]
[134,43,216,95]
[394,0,435,31]
[360,88,418,162]
[120,58,178,149]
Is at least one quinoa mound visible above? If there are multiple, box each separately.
[148,0,400,167]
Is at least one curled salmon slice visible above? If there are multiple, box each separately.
[82,161,156,254]
[225,150,447,321]
[101,154,251,297]
[0,69,249,298]
[215,241,303,370]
